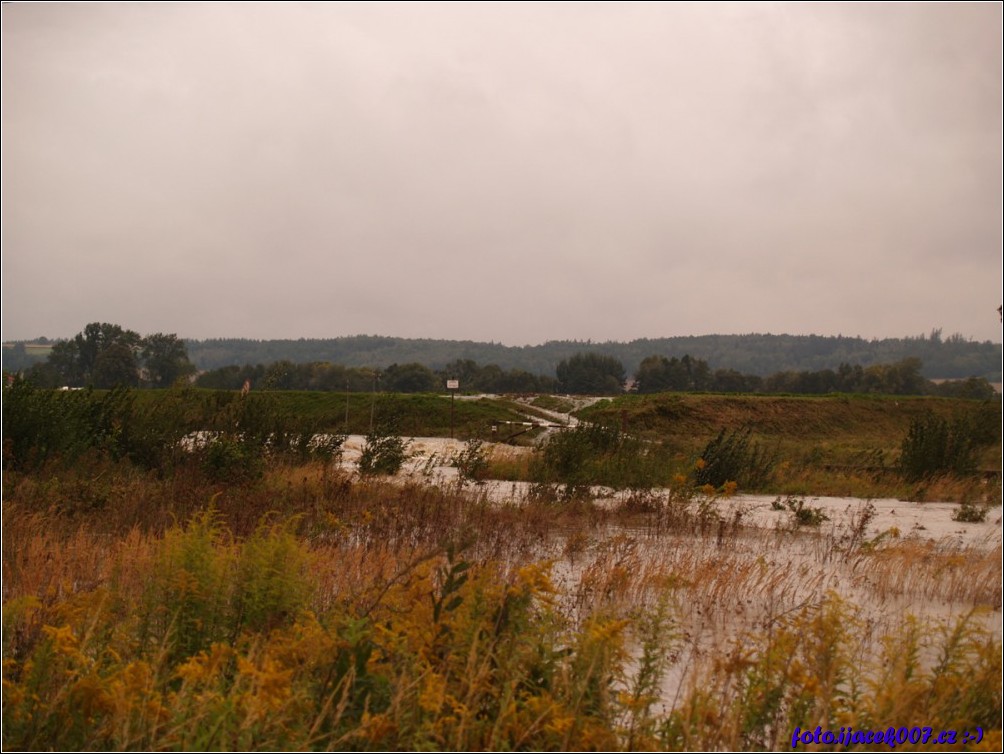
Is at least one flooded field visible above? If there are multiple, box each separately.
[342,433,1001,543]
[340,435,1003,667]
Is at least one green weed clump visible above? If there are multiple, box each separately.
[358,420,410,476]
[196,392,344,482]
[771,495,830,527]
[453,437,490,483]
[953,500,989,523]
[694,426,776,490]
[535,424,671,492]
[899,412,978,482]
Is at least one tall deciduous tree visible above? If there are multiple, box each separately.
[44,322,141,387]
[382,363,438,393]
[635,354,712,393]
[555,353,625,395]
[142,333,195,388]
[34,323,193,389]
[75,323,142,379]
[92,342,140,389]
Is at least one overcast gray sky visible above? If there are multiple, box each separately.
[2,2,1001,345]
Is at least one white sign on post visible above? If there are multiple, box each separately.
[446,380,459,390]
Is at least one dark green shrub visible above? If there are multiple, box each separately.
[231,520,313,635]
[771,495,829,526]
[204,392,277,447]
[268,418,345,464]
[541,424,620,483]
[115,387,200,472]
[2,379,88,471]
[694,427,776,489]
[197,391,344,469]
[454,437,489,483]
[201,435,264,483]
[967,400,1003,446]
[537,423,667,491]
[359,421,409,475]
[298,431,346,463]
[1,380,144,472]
[952,501,988,523]
[899,412,978,482]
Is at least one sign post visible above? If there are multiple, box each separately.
[446,379,459,439]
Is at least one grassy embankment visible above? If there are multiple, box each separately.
[127,388,532,439]
[574,393,1001,501]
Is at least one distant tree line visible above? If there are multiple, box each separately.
[633,354,997,399]
[7,330,1000,381]
[161,331,1000,381]
[189,352,995,399]
[5,323,998,399]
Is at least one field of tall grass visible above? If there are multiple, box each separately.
[3,383,1001,750]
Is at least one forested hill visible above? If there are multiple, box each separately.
[182,333,1002,381]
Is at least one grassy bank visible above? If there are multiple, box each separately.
[574,394,1001,500]
[127,388,533,438]
[578,393,999,453]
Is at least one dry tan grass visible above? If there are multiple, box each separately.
[849,540,1002,606]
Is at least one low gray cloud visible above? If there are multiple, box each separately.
[3,3,1000,344]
